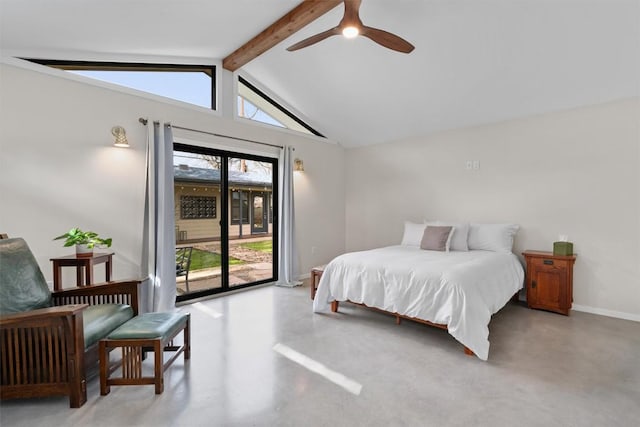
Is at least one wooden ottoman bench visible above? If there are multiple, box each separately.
[99,312,190,395]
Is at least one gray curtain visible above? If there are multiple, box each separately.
[276,146,301,287]
[141,121,177,311]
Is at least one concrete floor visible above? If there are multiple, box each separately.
[1,281,639,427]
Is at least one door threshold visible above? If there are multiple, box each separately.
[175,282,274,306]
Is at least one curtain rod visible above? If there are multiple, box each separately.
[138,117,283,150]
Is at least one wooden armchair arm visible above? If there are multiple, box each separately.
[0,304,88,327]
[0,303,89,407]
[52,279,143,297]
[51,279,143,315]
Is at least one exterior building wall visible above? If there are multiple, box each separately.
[174,184,273,242]
[175,185,222,241]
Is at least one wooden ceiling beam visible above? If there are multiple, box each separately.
[223,0,342,71]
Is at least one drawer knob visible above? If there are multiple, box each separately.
[532,280,537,288]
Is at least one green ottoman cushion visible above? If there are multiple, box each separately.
[83,304,134,348]
[107,312,188,340]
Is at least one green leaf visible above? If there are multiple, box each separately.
[53,227,112,249]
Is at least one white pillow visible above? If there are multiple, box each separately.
[426,221,469,251]
[400,221,426,247]
[468,223,519,252]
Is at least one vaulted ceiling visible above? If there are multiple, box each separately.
[1,0,638,147]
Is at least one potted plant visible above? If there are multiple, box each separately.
[54,227,112,257]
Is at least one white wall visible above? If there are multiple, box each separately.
[3,59,637,320]
[0,60,345,285]
[345,98,640,320]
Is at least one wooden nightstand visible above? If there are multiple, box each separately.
[310,265,326,300]
[523,250,577,315]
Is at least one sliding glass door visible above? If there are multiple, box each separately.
[173,145,278,302]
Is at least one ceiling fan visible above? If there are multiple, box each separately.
[287,0,415,53]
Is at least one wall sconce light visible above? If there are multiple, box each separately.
[112,126,129,148]
[294,158,304,172]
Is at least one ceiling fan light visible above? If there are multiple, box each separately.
[342,26,359,39]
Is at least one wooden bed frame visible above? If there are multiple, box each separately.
[330,297,516,357]
[330,300,475,356]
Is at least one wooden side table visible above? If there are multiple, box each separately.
[310,265,326,300]
[523,250,576,315]
[50,252,114,291]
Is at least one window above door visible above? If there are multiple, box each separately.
[23,59,216,110]
[237,76,323,137]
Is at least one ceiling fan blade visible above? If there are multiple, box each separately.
[360,26,415,53]
[287,27,341,51]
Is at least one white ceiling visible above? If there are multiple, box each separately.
[1,0,638,147]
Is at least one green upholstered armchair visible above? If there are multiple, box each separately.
[0,238,142,408]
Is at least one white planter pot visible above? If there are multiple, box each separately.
[76,244,93,257]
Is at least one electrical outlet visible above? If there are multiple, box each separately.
[465,160,473,170]
[473,160,480,170]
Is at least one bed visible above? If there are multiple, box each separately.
[312,244,524,361]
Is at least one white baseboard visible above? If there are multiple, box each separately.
[298,272,311,280]
[572,304,640,322]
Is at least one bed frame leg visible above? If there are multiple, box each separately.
[463,346,475,356]
[395,315,401,325]
[331,301,339,312]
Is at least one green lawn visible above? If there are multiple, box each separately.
[238,240,272,252]
[188,248,244,270]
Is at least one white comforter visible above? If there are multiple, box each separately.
[312,246,524,360]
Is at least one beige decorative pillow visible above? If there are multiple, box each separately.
[420,226,453,251]
[425,221,469,251]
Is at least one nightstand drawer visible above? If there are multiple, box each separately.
[529,256,570,270]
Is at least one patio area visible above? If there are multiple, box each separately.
[176,236,273,294]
